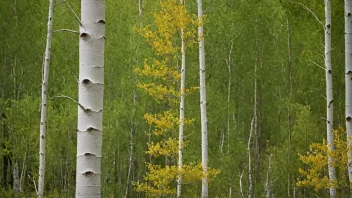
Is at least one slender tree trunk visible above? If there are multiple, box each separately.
[38,0,54,197]
[76,0,105,197]
[12,161,20,194]
[286,18,293,198]
[324,1,336,197]
[126,91,136,198]
[226,42,233,154]
[198,0,208,197]
[248,117,254,198]
[345,0,352,194]
[264,154,272,198]
[177,1,186,195]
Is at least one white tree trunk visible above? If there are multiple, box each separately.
[346,0,352,193]
[325,1,336,197]
[177,8,186,197]
[264,154,272,198]
[13,161,20,194]
[38,0,54,197]
[198,0,208,197]
[76,0,105,197]
[248,117,254,198]
[125,91,136,198]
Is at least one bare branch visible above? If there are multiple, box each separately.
[53,29,79,34]
[64,0,85,30]
[51,94,88,111]
[309,59,325,70]
[288,0,324,28]
[28,175,38,195]
[54,1,65,8]
[70,72,79,83]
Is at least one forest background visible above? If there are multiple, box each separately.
[0,0,348,197]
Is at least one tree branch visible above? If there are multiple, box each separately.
[51,94,88,111]
[287,0,324,28]
[28,175,38,195]
[309,59,325,70]
[64,0,85,30]
[53,29,79,34]
[70,72,79,83]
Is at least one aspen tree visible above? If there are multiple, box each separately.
[324,0,336,197]
[76,0,105,197]
[177,0,186,196]
[346,0,352,193]
[38,0,54,197]
[133,1,219,196]
[197,0,208,196]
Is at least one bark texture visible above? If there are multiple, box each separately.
[325,0,336,197]
[197,0,208,197]
[346,0,352,193]
[38,0,54,197]
[76,0,105,197]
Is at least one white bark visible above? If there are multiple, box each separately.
[264,154,272,198]
[240,169,244,198]
[13,161,20,194]
[125,91,136,198]
[38,0,54,197]
[226,42,233,154]
[198,0,208,197]
[325,1,336,197]
[346,0,352,193]
[248,117,254,198]
[177,6,186,196]
[76,0,105,197]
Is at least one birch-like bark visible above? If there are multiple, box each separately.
[264,154,272,198]
[198,0,208,197]
[38,0,54,197]
[345,0,352,193]
[248,117,254,198]
[76,0,105,197]
[325,1,336,197]
[226,42,233,154]
[177,1,186,195]
[13,161,20,194]
[286,18,293,198]
[125,91,136,198]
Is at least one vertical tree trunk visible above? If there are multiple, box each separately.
[248,117,254,198]
[226,42,233,154]
[197,0,208,197]
[345,0,352,194]
[325,1,336,197]
[76,0,105,197]
[286,18,293,198]
[12,161,20,194]
[38,0,54,197]
[264,154,272,198]
[126,91,136,198]
[177,0,186,195]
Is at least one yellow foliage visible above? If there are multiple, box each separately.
[134,163,220,197]
[147,138,183,157]
[135,0,198,56]
[137,82,179,103]
[134,58,181,81]
[296,127,348,191]
[144,110,194,136]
